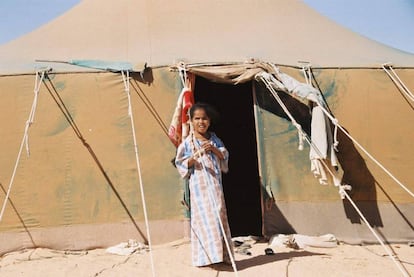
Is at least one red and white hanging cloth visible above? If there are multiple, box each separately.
[168,70,195,147]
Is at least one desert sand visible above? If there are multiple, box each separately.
[0,238,413,277]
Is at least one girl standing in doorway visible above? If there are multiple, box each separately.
[175,102,234,267]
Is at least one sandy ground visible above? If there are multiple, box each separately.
[0,238,413,277]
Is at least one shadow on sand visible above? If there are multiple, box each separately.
[209,249,326,272]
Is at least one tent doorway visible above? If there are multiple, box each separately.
[194,76,262,237]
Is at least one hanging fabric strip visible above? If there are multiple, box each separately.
[298,62,339,151]
[121,70,156,277]
[168,63,195,147]
[300,63,340,184]
[0,70,46,222]
[382,63,414,102]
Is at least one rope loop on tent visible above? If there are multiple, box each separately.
[332,118,339,151]
[25,70,47,156]
[121,70,156,277]
[121,70,132,116]
[298,61,312,85]
[382,63,414,102]
[0,69,47,222]
[178,62,188,88]
[293,122,305,151]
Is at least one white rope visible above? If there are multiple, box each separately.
[302,134,351,199]
[301,67,310,85]
[258,73,347,196]
[286,62,412,198]
[382,63,414,102]
[341,189,410,277]
[257,73,305,151]
[0,70,46,222]
[298,63,340,150]
[300,63,312,85]
[258,74,410,276]
[315,102,414,199]
[121,70,156,277]
[297,65,413,197]
[178,62,187,88]
[191,132,239,276]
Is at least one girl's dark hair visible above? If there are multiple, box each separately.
[189,102,219,126]
[170,103,219,168]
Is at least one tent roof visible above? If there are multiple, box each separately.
[1,0,414,74]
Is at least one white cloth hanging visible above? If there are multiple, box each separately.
[309,105,340,186]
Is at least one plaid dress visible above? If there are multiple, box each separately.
[175,132,233,266]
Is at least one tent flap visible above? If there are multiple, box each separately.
[185,62,276,84]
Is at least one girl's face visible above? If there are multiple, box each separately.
[191,108,210,135]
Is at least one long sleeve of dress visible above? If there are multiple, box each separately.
[175,133,229,178]
[175,139,193,179]
[210,133,229,174]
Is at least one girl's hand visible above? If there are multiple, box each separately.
[202,141,214,153]
[202,142,224,160]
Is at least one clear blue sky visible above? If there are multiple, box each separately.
[0,0,413,54]
[302,0,414,54]
[0,0,80,44]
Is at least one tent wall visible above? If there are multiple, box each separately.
[0,68,185,254]
[1,65,413,255]
[255,66,414,242]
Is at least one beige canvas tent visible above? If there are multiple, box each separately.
[0,0,413,255]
